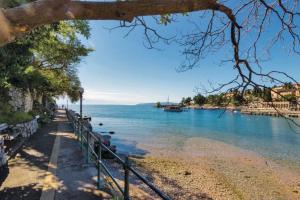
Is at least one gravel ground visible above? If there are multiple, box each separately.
[129,137,300,200]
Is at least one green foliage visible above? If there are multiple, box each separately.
[282,94,297,103]
[181,94,225,107]
[0,0,28,8]
[262,88,272,101]
[0,42,33,91]
[252,86,262,97]
[283,82,294,90]
[206,94,225,106]
[31,21,92,71]
[193,94,206,105]
[28,67,80,101]
[159,13,188,25]
[180,97,185,106]
[184,97,192,105]
[181,85,293,108]
[231,93,243,106]
[0,112,33,125]
[0,102,33,124]
[180,96,193,106]
[160,14,172,25]
[156,102,161,108]
[249,86,272,102]
[0,18,92,104]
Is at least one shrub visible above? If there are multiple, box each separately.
[0,111,33,125]
[0,101,33,124]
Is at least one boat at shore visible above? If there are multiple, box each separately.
[162,96,183,112]
[163,105,183,112]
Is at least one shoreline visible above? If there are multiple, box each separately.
[128,137,300,200]
[77,105,300,199]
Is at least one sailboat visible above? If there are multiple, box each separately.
[163,96,183,112]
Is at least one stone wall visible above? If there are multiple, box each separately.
[0,135,6,167]
[8,87,33,112]
[0,118,39,167]
[13,118,39,138]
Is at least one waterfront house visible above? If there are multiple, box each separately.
[271,83,300,100]
[247,100,300,112]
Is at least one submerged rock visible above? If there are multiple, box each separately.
[184,170,191,176]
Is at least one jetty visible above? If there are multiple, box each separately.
[241,101,300,118]
[241,108,300,118]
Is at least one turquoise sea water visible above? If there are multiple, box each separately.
[69,105,300,164]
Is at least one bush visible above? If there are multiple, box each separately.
[193,94,206,106]
[0,101,33,124]
[0,111,33,125]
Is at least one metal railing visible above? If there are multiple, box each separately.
[66,110,171,200]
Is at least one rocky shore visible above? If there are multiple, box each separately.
[130,137,300,200]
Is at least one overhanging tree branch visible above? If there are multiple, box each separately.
[0,0,224,46]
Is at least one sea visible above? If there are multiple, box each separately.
[68,104,300,165]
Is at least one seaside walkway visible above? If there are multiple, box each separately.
[0,110,111,200]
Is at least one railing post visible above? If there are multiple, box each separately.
[80,120,83,150]
[124,156,130,200]
[76,120,78,137]
[86,131,90,164]
[97,137,104,189]
[76,119,79,140]
[74,118,77,137]
[75,118,77,137]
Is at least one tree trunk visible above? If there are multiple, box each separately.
[0,0,222,46]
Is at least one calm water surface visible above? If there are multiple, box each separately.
[69,105,300,164]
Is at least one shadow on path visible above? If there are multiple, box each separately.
[0,120,57,199]
[1,183,42,200]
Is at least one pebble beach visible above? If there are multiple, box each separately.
[131,137,300,200]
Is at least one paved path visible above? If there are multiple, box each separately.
[0,110,111,200]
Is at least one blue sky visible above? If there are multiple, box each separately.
[58,13,300,105]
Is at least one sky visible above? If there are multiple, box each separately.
[58,12,300,105]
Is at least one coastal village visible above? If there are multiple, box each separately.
[158,83,300,117]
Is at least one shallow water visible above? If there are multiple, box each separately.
[69,105,300,164]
